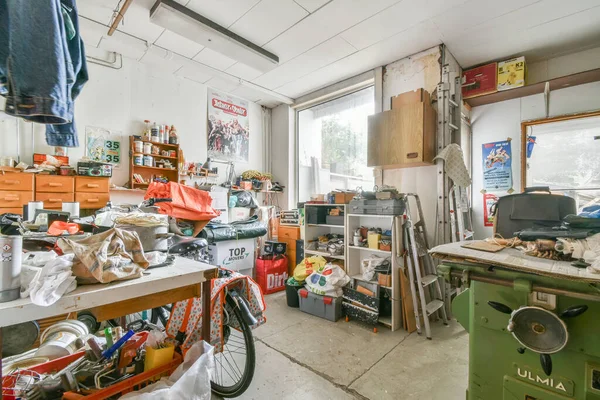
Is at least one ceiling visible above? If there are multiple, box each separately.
[80,0,600,107]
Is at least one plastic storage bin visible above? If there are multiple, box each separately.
[298,289,342,321]
[285,281,302,308]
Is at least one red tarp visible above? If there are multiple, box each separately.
[145,182,220,221]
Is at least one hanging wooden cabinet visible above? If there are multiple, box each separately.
[367,101,436,169]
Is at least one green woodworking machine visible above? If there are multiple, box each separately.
[438,262,600,400]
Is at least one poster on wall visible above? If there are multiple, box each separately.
[482,140,512,191]
[207,89,250,162]
[85,126,121,167]
[483,193,499,227]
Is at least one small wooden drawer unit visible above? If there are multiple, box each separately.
[36,176,75,209]
[0,173,34,215]
[278,226,302,275]
[75,177,109,209]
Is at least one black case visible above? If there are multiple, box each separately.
[492,187,576,238]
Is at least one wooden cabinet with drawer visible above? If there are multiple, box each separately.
[278,226,301,275]
[36,176,74,209]
[0,173,34,215]
[75,177,109,209]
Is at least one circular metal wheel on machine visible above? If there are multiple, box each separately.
[2,321,40,357]
[508,306,568,354]
[508,307,569,354]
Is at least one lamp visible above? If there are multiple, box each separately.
[202,157,236,188]
[150,0,279,72]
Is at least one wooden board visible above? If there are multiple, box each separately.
[461,240,504,253]
[399,261,417,333]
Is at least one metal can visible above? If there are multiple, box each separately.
[143,142,152,154]
[133,140,143,153]
[133,154,143,165]
[143,155,154,167]
[169,150,177,157]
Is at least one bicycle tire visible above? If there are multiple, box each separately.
[211,294,256,398]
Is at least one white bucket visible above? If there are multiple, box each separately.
[35,320,89,360]
[0,235,22,303]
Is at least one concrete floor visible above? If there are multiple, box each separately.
[236,292,469,400]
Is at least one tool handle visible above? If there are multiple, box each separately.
[102,329,135,359]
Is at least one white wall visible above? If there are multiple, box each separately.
[271,104,294,210]
[472,81,600,239]
[0,56,265,192]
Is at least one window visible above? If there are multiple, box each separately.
[524,113,600,211]
[297,86,375,202]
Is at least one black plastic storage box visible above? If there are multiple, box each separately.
[306,206,328,224]
[348,199,405,215]
[325,215,344,225]
[285,281,303,308]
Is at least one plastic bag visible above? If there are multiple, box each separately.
[293,256,327,283]
[121,341,214,400]
[361,255,387,281]
[26,254,77,306]
[145,182,219,221]
[304,263,350,297]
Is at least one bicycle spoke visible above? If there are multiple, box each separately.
[220,351,242,381]
[215,355,237,383]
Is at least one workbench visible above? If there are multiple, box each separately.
[0,257,218,385]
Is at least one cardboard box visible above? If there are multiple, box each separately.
[209,191,229,223]
[391,88,431,109]
[497,56,526,91]
[462,63,498,99]
[333,192,356,204]
[229,207,250,222]
[77,161,113,177]
[207,238,255,271]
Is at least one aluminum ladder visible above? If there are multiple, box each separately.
[402,193,449,339]
[449,185,474,243]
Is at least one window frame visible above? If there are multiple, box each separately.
[294,82,375,205]
[520,109,600,192]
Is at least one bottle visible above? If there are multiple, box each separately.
[151,122,159,142]
[159,125,164,144]
[163,125,170,144]
[169,125,178,144]
[143,120,151,140]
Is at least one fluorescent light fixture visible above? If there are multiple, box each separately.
[150,0,279,72]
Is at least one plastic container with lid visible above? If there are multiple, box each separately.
[143,142,152,154]
[134,140,143,153]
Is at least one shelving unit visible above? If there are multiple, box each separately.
[303,204,347,267]
[346,214,402,331]
[129,136,180,188]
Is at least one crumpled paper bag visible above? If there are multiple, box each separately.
[57,228,149,284]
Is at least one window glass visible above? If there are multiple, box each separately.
[297,86,374,202]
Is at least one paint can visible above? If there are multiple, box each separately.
[35,320,89,359]
[133,154,143,166]
[133,140,143,153]
[0,235,22,303]
[62,202,80,218]
[143,155,154,167]
[143,142,152,154]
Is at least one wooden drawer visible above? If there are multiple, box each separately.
[278,225,301,240]
[35,192,75,209]
[0,191,33,207]
[0,207,23,215]
[36,175,74,193]
[76,177,110,193]
[76,192,110,209]
[279,238,297,251]
[0,173,34,191]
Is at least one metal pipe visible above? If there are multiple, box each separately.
[450,270,600,302]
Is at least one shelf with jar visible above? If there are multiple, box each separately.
[129,122,181,189]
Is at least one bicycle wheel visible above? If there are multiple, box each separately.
[211,294,256,398]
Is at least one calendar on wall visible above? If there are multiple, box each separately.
[85,126,122,167]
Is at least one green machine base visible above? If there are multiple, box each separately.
[439,262,600,400]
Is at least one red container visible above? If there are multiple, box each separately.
[255,255,288,294]
[462,62,498,99]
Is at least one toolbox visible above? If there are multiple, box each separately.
[348,198,405,215]
[298,289,342,322]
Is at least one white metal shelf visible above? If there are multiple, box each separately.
[347,214,396,218]
[304,249,345,260]
[307,224,344,228]
[348,245,391,255]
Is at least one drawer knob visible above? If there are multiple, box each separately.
[407,152,419,159]
[86,199,99,203]
[3,196,18,201]
[49,198,62,202]
[4,180,19,185]
[86,184,100,188]
[48,182,63,187]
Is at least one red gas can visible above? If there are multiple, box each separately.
[255,255,288,294]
